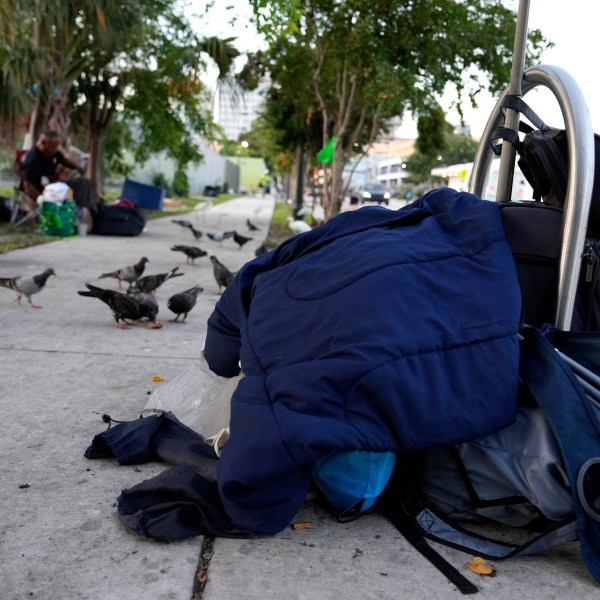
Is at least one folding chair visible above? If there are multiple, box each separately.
[10,149,40,229]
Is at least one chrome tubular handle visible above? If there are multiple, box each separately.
[470,64,595,330]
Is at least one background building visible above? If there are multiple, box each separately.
[375,157,409,189]
[213,80,267,141]
[431,158,533,201]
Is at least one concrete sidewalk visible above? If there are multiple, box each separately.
[0,196,598,600]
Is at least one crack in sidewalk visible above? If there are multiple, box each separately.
[191,536,215,599]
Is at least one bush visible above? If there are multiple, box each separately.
[151,172,172,195]
[172,169,190,198]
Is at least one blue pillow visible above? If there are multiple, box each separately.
[313,450,396,515]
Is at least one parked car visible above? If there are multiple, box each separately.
[350,183,392,205]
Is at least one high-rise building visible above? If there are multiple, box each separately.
[213,80,267,141]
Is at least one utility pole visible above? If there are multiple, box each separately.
[294,145,304,218]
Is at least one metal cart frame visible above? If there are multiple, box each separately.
[469,0,595,331]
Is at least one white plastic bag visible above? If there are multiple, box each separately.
[143,352,240,443]
[40,181,72,203]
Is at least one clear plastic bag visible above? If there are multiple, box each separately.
[143,352,240,441]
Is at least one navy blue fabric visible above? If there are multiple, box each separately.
[117,465,252,540]
[84,412,218,479]
[85,412,244,539]
[521,326,600,583]
[204,188,522,534]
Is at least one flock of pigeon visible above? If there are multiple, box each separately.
[0,216,266,329]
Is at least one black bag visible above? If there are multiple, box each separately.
[489,96,600,331]
[491,95,600,236]
[93,204,146,236]
[497,201,600,331]
[378,327,600,594]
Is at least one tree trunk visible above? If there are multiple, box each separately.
[293,145,304,218]
[47,84,73,143]
[85,80,122,198]
[28,85,51,146]
[87,126,103,199]
[323,149,345,221]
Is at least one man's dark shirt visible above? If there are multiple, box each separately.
[22,147,63,189]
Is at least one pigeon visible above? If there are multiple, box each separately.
[0,267,55,309]
[171,245,208,265]
[99,256,149,289]
[128,289,159,323]
[247,218,260,232]
[78,283,145,328]
[207,230,234,243]
[172,219,193,229]
[209,256,235,293]
[255,241,269,257]
[167,285,204,323]
[188,225,203,240]
[129,266,184,295]
[231,230,253,250]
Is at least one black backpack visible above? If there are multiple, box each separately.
[490,94,600,236]
[489,96,600,331]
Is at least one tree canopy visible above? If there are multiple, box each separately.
[246,0,550,219]
[0,0,238,194]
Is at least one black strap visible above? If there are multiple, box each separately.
[501,95,550,132]
[387,506,479,594]
[490,95,551,155]
[377,456,479,595]
[490,126,521,155]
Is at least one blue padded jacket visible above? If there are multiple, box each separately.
[204,188,522,534]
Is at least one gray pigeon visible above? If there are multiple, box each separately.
[99,256,149,289]
[171,244,208,265]
[255,241,269,257]
[172,219,193,229]
[128,289,159,323]
[78,283,145,328]
[207,230,234,243]
[231,230,253,250]
[209,255,235,293]
[129,266,184,295]
[0,267,56,308]
[167,285,204,323]
[189,225,203,240]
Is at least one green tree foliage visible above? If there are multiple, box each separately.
[405,118,480,185]
[247,0,550,219]
[237,42,323,177]
[442,130,480,166]
[415,106,449,160]
[0,1,238,195]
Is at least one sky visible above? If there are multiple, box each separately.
[440,0,600,139]
[190,0,599,140]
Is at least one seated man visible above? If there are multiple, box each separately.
[21,129,87,212]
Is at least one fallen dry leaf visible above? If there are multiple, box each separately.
[467,557,496,576]
[291,521,312,530]
[152,375,165,382]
